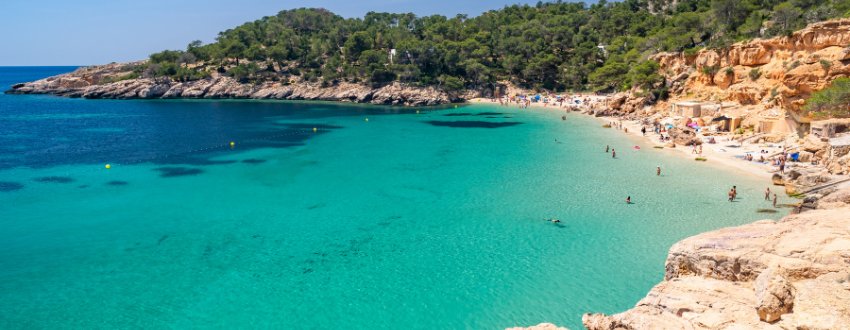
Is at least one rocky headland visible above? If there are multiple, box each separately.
[5,63,457,106]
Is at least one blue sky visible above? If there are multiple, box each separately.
[0,0,550,66]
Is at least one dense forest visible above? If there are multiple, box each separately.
[136,0,850,96]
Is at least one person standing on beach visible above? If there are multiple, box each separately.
[765,187,771,201]
[641,126,646,136]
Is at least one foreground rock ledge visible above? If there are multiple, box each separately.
[581,191,850,330]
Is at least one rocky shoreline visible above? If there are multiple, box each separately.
[581,184,850,329]
[5,63,458,106]
[509,185,850,330]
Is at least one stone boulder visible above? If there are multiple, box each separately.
[505,323,567,330]
[772,174,785,186]
[667,127,701,146]
[754,267,796,322]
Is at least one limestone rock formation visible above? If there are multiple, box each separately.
[6,64,456,106]
[612,19,850,122]
[506,323,568,330]
[583,186,850,330]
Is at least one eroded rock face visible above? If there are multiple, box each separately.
[5,65,457,106]
[583,187,850,330]
[642,19,850,117]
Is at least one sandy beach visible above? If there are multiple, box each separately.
[469,97,785,181]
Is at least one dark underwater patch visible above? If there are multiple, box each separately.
[242,158,266,164]
[443,113,471,117]
[34,176,75,183]
[424,120,522,129]
[106,180,129,186]
[475,112,504,116]
[154,166,204,178]
[307,203,326,210]
[0,181,24,192]
[281,123,344,130]
[153,156,238,166]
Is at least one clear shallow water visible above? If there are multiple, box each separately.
[0,67,788,329]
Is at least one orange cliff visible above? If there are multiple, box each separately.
[611,19,850,122]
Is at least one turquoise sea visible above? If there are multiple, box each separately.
[0,67,787,329]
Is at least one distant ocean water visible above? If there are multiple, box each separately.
[0,67,787,329]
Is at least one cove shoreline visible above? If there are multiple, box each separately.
[468,97,777,182]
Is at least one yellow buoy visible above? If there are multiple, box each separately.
[416,110,420,114]
[454,105,458,108]
[105,164,111,169]
[365,118,369,122]
[312,127,317,132]
[230,141,235,147]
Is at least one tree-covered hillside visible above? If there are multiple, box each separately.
[140,0,850,95]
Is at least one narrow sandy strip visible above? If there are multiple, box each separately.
[468,98,786,180]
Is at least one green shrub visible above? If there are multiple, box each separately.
[804,77,850,118]
[683,47,702,57]
[701,65,719,76]
[819,59,832,71]
[100,72,140,84]
[749,68,762,81]
[787,60,801,71]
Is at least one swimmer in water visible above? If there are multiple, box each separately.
[626,196,631,204]
[612,149,616,158]
[656,166,661,176]
[606,145,609,153]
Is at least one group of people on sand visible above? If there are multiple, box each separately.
[495,93,606,111]
[743,153,766,162]
[691,144,703,155]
